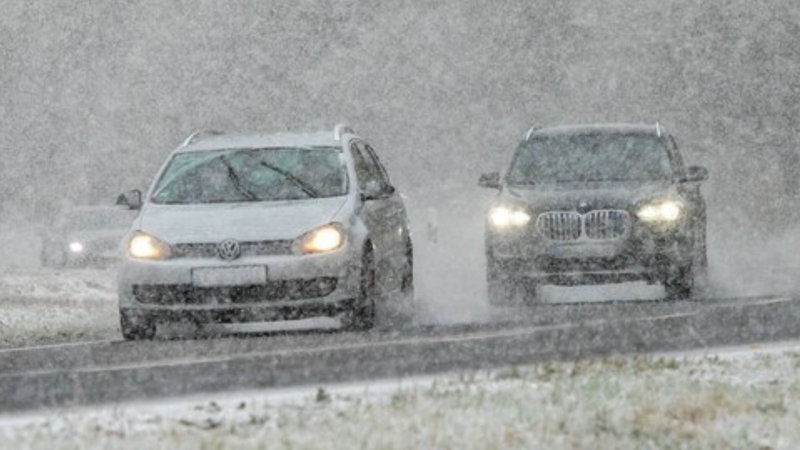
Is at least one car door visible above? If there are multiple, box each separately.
[351,141,409,293]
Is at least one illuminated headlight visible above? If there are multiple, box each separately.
[68,242,84,253]
[488,206,531,228]
[636,200,683,222]
[128,232,171,260]
[293,223,346,254]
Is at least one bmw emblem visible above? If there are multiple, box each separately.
[577,201,591,214]
[217,239,242,261]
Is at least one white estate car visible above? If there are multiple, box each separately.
[116,125,413,340]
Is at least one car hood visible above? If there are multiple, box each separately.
[502,180,679,212]
[138,197,348,243]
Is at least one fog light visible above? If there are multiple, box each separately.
[69,242,84,253]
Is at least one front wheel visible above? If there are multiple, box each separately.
[663,266,693,300]
[693,234,710,292]
[343,250,377,331]
[120,310,157,340]
[400,240,414,295]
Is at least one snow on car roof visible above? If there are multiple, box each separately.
[177,131,344,153]
[532,123,661,137]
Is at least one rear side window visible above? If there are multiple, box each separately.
[351,142,392,192]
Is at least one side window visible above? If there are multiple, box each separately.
[363,144,392,189]
[351,142,373,191]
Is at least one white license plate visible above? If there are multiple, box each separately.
[192,266,267,287]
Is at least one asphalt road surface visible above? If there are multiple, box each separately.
[2,294,799,413]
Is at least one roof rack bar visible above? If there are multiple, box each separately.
[334,123,355,141]
[181,129,225,147]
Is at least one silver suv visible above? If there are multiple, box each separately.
[116,125,413,339]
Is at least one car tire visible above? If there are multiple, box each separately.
[693,231,710,291]
[400,240,414,295]
[120,310,157,340]
[664,266,693,300]
[344,249,377,331]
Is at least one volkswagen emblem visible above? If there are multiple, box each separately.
[577,200,591,214]
[217,239,242,261]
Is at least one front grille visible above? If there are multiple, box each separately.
[584,210,629,240]
[133,278,338,305]
[536,212,582,241]
[172,240,293,259]
[536,210,630,241]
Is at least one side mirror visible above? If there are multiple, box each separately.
[681,166,709,183]
[478,172,501,189]
[116,189,143,210]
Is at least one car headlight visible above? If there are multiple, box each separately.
[293,223,346,254]
[488,206,531,228]
[69,242,84,253]
[128,232,171,260]
[636,200,683,223]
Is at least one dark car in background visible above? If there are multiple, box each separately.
[40,206,138,268]
[479,124,709,303]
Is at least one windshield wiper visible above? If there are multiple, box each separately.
[259,161,320,198]
[220,157,258,201]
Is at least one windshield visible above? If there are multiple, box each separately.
[507,134,674,184]
[151,147,348,204]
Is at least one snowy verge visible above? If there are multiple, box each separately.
[0,269,116,303]
[0,269,119,348]
[2,346,799,449]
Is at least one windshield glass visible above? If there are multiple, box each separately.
[151,147,348,204]
[508,133,674,184]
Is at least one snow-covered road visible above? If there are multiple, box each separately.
[3,216,800,419]
[0,291,798,413]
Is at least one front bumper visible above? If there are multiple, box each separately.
[118,245,359,323]
[487,221,694,285]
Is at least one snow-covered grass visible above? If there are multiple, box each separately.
[3,350,800,449]
[0,269,119,348]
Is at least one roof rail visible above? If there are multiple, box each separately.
[334,123,355,141]
[524,126,541,141]
[655,122,662,137]
[181,129,225,147]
